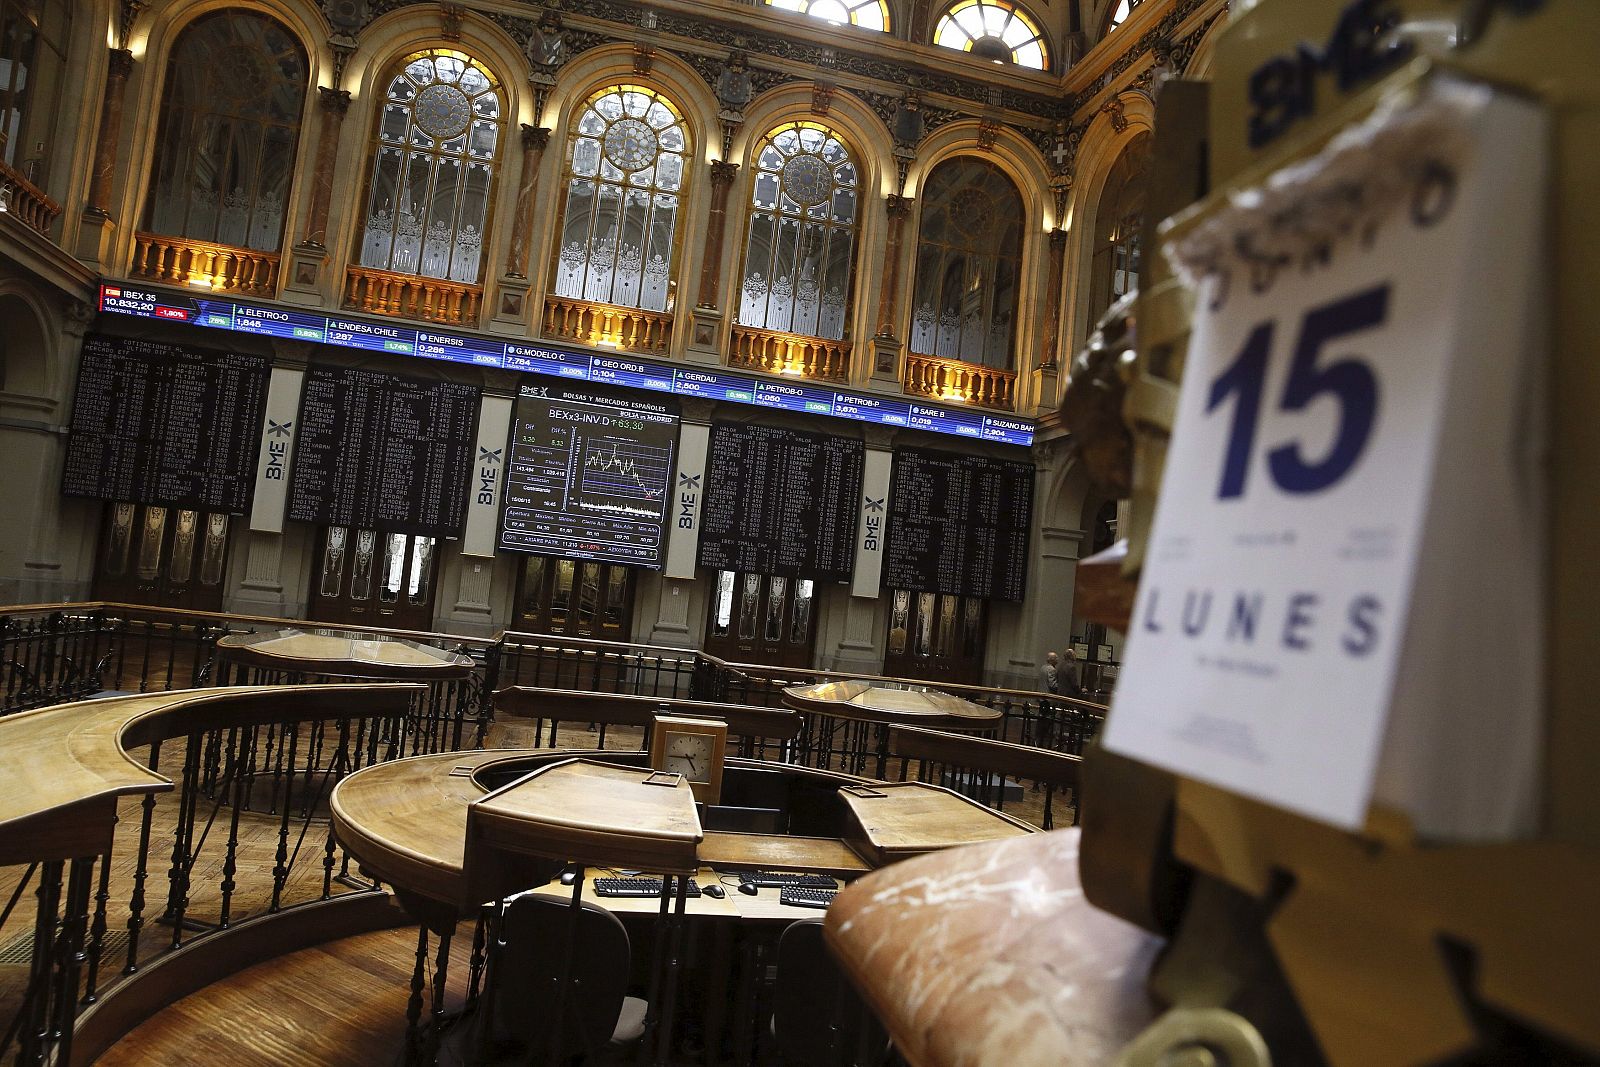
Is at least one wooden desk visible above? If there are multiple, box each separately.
[840,782,1036,866]
[524,867,848,924]
[332,752,1035,922]
[332,748,1039,1066]
[470,760,702,885]
[700,832,871,877]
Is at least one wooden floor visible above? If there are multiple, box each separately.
[96,923,476,1067]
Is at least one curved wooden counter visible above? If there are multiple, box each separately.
[783,679,1003,730]
[215,630,474,681]
[494,686,801,742]
[824,829,1163,1067]
[331,749,1035,929]
[0,684,421,865]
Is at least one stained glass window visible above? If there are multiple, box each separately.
[142,11,307,251]
[737,121,859,341]
[1107,0,1141,32]
[357,49,503,285]
[764,0,889,31]
[552,85,688,314]
[933,0,1048,70]
[909,158,1023,369]
[0,0,69,188]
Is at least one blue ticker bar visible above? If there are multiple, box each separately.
[96,283,1035,446]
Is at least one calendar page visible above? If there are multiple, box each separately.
[1105,75,1548,833]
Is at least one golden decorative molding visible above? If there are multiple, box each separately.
[0,158,62,238]
[904,351,1016,410]
[541,295,673,354]
[729,324,851,382]
[343,266,482,327]
[130,233,279,297]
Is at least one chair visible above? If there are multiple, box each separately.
[487,895,648,1065]
[773,918,892,1066]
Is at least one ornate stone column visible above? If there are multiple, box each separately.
[76,48,134,263]
[1040,227,1068,368]
[489,125,551,330]
[505,124,551,279]
[301,88,352,249]
[687,160,740,361]
[1029,227,1069,413]
[283,87,352,300]
[696,160,740,309]
[870,194,913,382]
[875,194,913,337]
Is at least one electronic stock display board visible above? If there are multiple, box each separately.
[498,382,680,567]
[698,423,864,583]
[62,333,268,513]
[884,447,1035,601]
[287,366,480,537]
[97,283,1034,446]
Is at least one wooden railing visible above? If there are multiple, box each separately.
[904,351,1018,411]
[540,295,673,355]
[128,234,281,297]
[729,324,852,382]
[0,158,61,238]
[343,266,482,328]
[0,606,1106,1063]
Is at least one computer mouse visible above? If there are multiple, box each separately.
[737,880,759,896]
[703,884,726,899]
[559,869,579,886]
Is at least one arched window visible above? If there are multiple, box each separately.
[933,0,1048,70]
[737,121,860,342]
[1090,132,1151,319]
[765,0,889,31]
[356,49,503,285]
[552,85,689,315]
[0,0,70,190]
[1106,0,1141,33]
[142,11,308,251]
[909,158,1023,369]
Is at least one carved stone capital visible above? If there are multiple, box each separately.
[885,194,914,221]
[106,48,134,81]
[1049,227,1067,252]
[521,124,551,152]
[64,300,95,333]
[709,159,740,186]
[440,3,466,41]
[1102,98,1129,134]
[317,86,352,115]
[811,80,836,116]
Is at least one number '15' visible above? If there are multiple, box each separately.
[1207,284,1388,499]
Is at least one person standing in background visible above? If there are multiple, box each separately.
[1040,651,1060,694]
[1057,647,1084,698]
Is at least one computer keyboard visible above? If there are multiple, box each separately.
[593,877,703,899]
[779,886,838,909]
[739,871,837,889]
